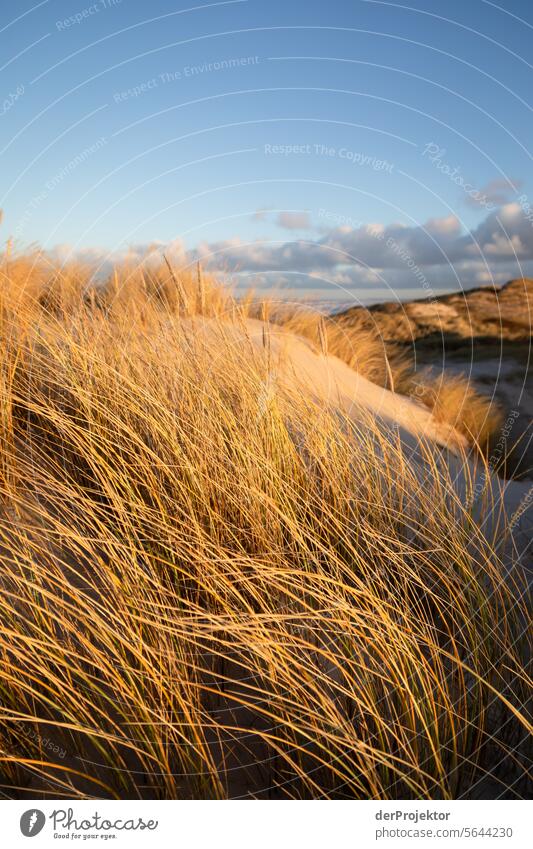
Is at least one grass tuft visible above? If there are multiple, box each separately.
[0,250,529,799]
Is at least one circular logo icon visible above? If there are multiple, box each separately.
[20,809,46,837]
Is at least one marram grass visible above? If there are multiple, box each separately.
[0,251,529,799]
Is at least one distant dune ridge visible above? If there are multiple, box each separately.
[336,278,533,346]
[332,278,533,479]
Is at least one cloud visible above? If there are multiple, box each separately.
[465,177,524,209]
[54,204,533,294]
[225,257,533,301]
[251,208,270,221]
[276,211,312,230]
[190,205,533,290]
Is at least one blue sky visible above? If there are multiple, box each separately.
[1,0,532,301]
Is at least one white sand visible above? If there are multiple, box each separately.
[206,318,532,577]
[242,318,469,452]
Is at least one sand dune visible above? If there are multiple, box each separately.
[190,316,532,578]
[337,277,533,345]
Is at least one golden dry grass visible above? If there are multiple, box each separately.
[247,299,503,452]
[0,250,530,799]
[412,371,504,456]
[246,299,414,394]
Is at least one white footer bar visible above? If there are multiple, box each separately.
[2,799,530,848]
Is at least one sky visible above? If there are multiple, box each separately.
[1,0,532,304]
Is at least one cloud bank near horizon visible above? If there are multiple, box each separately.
[51,202,533,297]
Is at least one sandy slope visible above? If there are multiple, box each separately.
[205,318,532,576]
[242,318,468,452]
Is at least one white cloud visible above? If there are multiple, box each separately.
[251,208,270,222]
[276,211,312,230]
[464,177,523,209]
[53,205,533,293]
